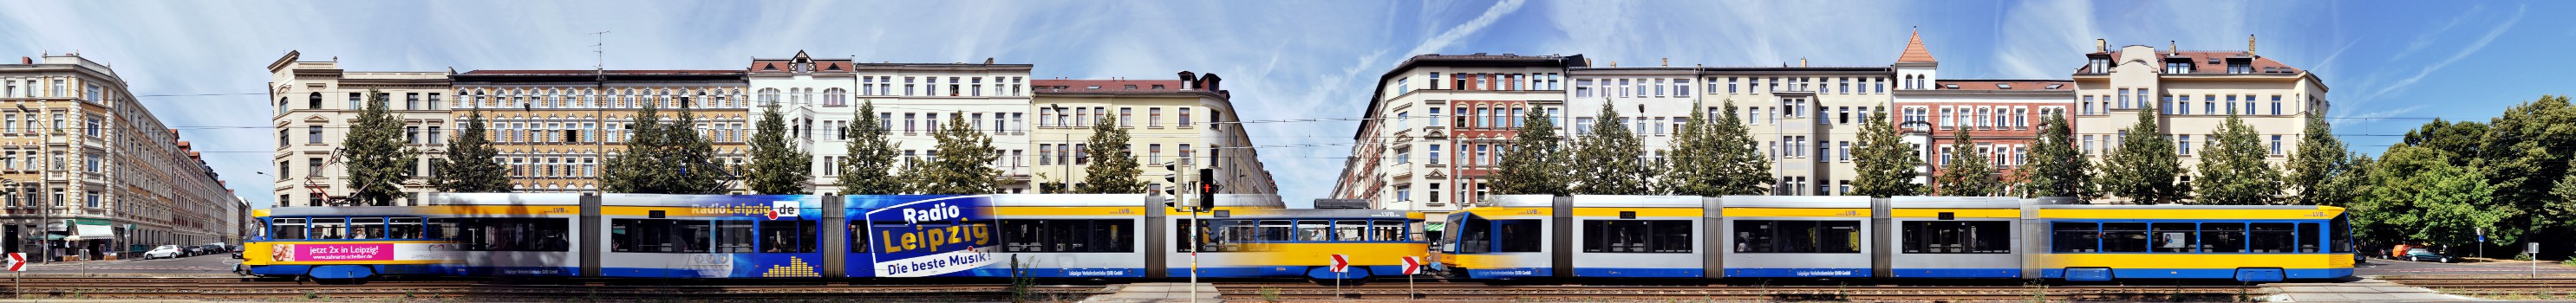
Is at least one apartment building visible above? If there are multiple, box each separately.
[450,69,751,194]
[1331,54,1581,227]
[750,52,1037,194]
[1030,72,1280,202]
[1889,32,2078,193]
[267,51,453,207]
[2070,37,2326,203]
[6,54,229,261]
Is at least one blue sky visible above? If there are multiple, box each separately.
[1,0,2567,209]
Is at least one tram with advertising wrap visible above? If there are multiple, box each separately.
[1433,195,2354,283]
[241,193,1428,283]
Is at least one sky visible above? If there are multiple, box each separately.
[1,0,2569,210]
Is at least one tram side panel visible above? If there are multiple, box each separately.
[1718,196,1875,278]
[2033,205,2354,281]
[1564,196,1705,278]
[1438,195,1556,280]
[434,193,588,277]
[982,194,1150,278]
[592,195,829,279]
[1882,197,2027,279]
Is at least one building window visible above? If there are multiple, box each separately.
[2272,135,2285,156]
[2178,135,2193,156]
[1428,145,1441,164]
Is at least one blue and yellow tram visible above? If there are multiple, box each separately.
[1435,195,2352,282]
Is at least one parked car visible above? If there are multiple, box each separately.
[2405,248,2455,263]
[143,245,183,260]
[186,245,208,256]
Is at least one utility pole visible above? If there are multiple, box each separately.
[590,30,609,193]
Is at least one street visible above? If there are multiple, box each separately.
[2356,257,2576,276]
[19,254,238,274]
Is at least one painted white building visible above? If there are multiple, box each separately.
[749,52,1035,194]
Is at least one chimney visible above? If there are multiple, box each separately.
[2248,35,2259,57]
[17,57,27,64]
[1800,58,1808,68]
[2097,39,2108,52]
[1660,58,1668,67]
[984,57,995,65]
[2169,41,2176,52]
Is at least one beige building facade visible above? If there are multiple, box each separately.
[266,51,454,207]
[1031,73,1279,203]
[2071,41,2326,203]
[6,54,229,261]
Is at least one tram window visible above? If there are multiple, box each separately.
[460,218,572,251]
[1901,221,2010,254]
[758,221,815,253]
[425,218,454,240]
[311,217,346,240]
[1001,219,1135,253]
[1223,220,1255,251]
[388,217,424,240]
[1333,220,1366,242]
[1495,219,1543,253]
[715,221,756,253]
[272,218,307,240]
[1256,220,1295,242]
[1176,220,1198,252]
[2201,222,2246,253]
[2100,222,2149,253]
[2049,222,2097,253]
[1584,220,1692,254]
[2297,222,2320,253]
[1296,221,1334,242]
[2331,216,2353,253]
[1367,220,1406,242]
[1735,220,1861,254]
[1458,216,1491,254]
[845,220,871,254]
[2249,222,2296,253]
[2151,222,2196,253]
[350,217,385,240]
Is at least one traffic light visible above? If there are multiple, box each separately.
[1160,162,1181,209]
[1196,168,1218,209]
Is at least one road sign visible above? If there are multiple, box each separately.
[6,253,21,271]
[1400,256,1424,275]
[1328,254,1349,273]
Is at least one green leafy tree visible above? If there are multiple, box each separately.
[433,109,512,193]
[1569,102,1649,195]
[746,103,812,194]
[1852,107,1924,197]
[911,113,1001,194]
[1934,130,1999,197]
[1659,100,1725,197]
[2284,115,2351,206]
[1704,99,1772,196]
[889,157,924,194]
[2472,95,2575,249]
[1490,105,1569,197]
[602,101,730,194]
[2192,115,2283,205]
[2402,119,2487,167]
[1077,117,1146,194]
[839,100,903,195]
[2363,145,2500,250]
[2018,113,2093,199]
[342,89,420,205]
[2098,105,2186,204]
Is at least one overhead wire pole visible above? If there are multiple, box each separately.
[590,30,608,194]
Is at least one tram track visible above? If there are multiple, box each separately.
[2377,276,2576,296]
[0,277,1110,300]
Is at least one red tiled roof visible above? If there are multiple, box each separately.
[460,69,742,75]
[1896,30,1936,63]
[1032,80,1190,93]
[1931,80,2074,91]
[2084,49,2303,74]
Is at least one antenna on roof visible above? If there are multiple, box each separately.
[590,30,610,71]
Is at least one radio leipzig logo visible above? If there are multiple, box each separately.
[768,201,800,220]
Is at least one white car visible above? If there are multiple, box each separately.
[143,245,182,260]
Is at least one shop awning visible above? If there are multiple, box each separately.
[67,224,112,241]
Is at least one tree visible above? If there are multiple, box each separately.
[2019,113,2094,199]
[602,101,730,194]
[1569,102,1649,195]
[2472,95,2576,250]
[2284,115,2351,206]
[342,89,419,206]
[433,108,512,193]
[1490,105,1569,197]
[911,113,1001,194]
[2193,115,2283,205]
[2363,146,2499,250]
[1659,100,1725,197]
[2098,105,2186,204]
[1076,117,1146,194]
[1704,99,1773,196]
[839,100,903,195]
[746,103,812,194]
[1852,107,1924,197]
[1934,130,2000,196]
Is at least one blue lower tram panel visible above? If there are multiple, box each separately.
[2043,268,2352,281]
[1573,268,1705,278]
[1888,268,2021,278]
[1725,268,1872,278]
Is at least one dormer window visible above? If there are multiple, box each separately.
[1151,85,1166,89]
[1124,85,1138,90]
[2086,55,2111,74]
[2165,60,2193,74]
[1086,86,1101,90]
[1996,83,2012,89]
[2044,84,2064,90]
[2226,58,2253,74]
[1941,84,1959,89]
